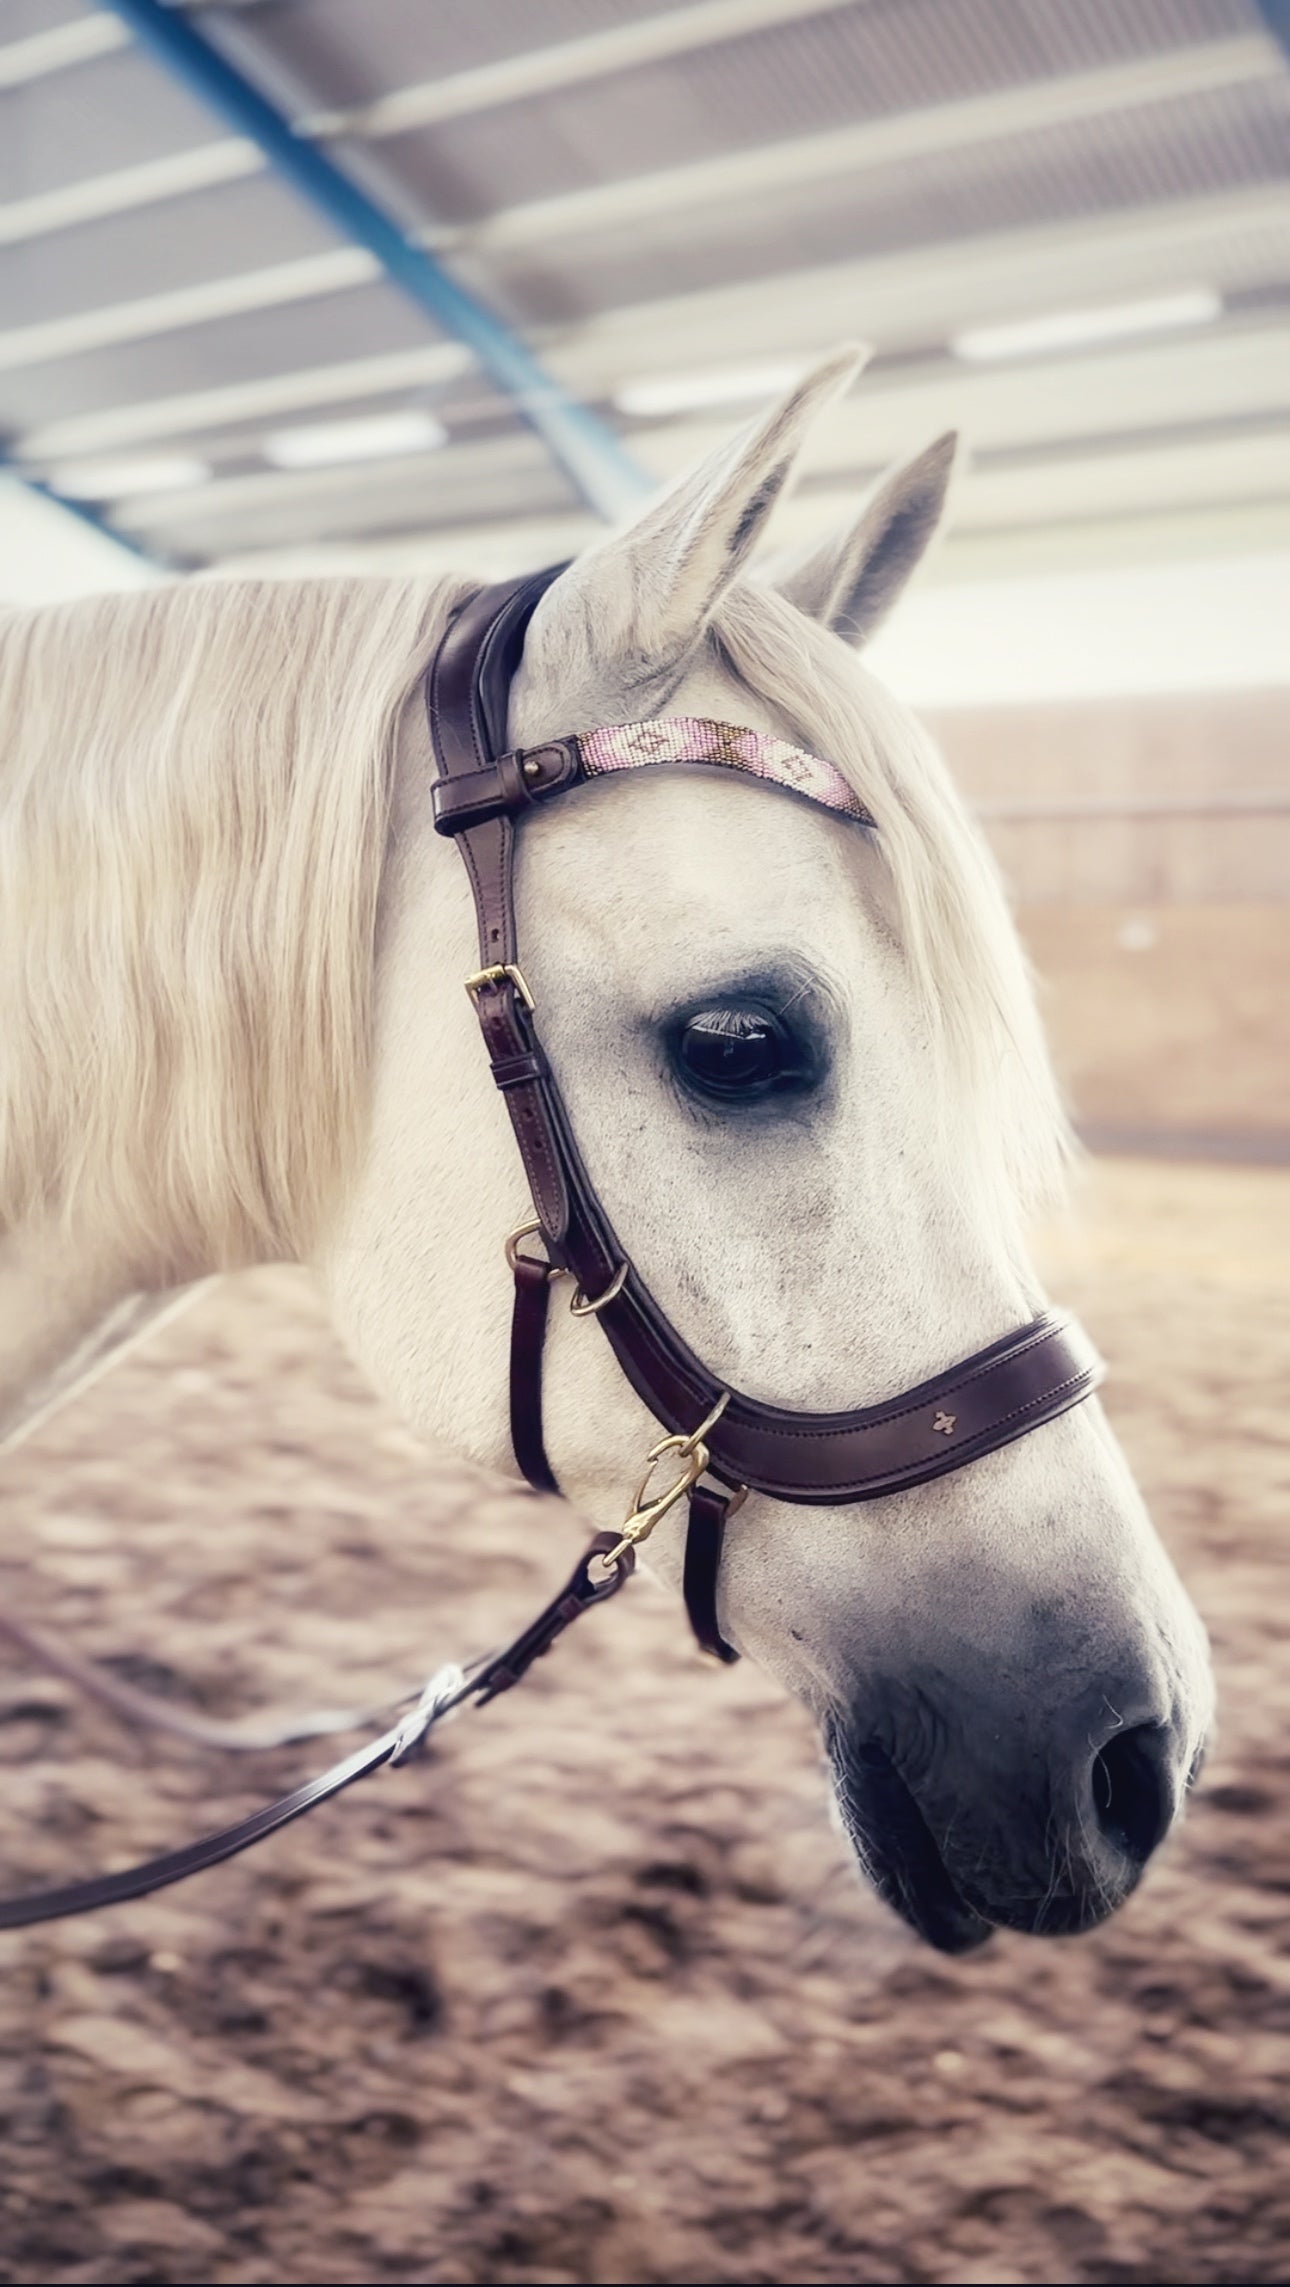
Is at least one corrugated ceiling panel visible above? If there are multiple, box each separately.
[0,175,348,332]
[120,403,1290,563]
[121,429,575,556]
[468,79,1290,326]
[545,204,1290,376]
[0,40,223,199]
[885,0,1265,84]
[245,0,653,111]
[2,0,94,41]
[365,0,1273,224]
[1006,0,1268,64]
[0,278,442,433]
[244,0,1269,128]
[2,0,1285,570]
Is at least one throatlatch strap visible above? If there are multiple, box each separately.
[683,1486,740,1663]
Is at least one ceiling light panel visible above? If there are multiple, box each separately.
[47,452,212,499]
[951,287,1223,363]
[262,407,449,467]
[614,358,810,418]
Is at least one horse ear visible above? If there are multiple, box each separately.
[554,347,868,679]
[775,431,959,647]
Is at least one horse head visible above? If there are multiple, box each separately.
[321,351,1213,1952]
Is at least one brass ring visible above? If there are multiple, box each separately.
[679,1390,731,1454]
[504,1218,559,1276]
[569,1260,629,1317]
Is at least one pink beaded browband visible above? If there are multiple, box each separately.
[578,716,875,825]
[428,712,877,841]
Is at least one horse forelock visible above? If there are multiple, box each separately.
[710,580,1073,1233]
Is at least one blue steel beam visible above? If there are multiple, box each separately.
[96,0,651,521]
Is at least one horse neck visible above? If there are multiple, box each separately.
[1,578,457,1410]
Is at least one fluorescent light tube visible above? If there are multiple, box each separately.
[49,452,211,499]
[263,407,448,468]
[951,288,1222,363]
[614,359,810,419]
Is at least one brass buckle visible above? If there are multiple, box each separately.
[598,1394,733,1570]
[465,961,534,1011]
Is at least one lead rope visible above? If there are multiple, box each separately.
[0,1315,738,1930]
[0,1534,635,1931]
[0,1602,437,1755]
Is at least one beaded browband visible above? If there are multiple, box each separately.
[428,703,875,837]
[578,716,874,823]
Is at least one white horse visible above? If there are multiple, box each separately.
[0,351,1211,1952]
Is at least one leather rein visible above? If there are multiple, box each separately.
[0,567,1102,1928]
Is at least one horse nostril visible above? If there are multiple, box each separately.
[1090,1723,1174,1867]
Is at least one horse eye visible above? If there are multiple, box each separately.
[673,1005,797,1101]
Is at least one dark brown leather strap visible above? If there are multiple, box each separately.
[683,1486,740,1663]
[426,569,582,1247]
[509,1253,561,1495]
[471,973,571,1244]
[587,1299,1102,1505]
[472,1531,633,1702]
[426,568,570,973]
[0,1535,632,1930]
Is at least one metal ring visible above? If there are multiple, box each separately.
[679,1390,731,1454]
[505,1217,549,1274]
[505,1218,569,1290]
[569,1260,629,1317]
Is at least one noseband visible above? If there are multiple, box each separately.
[429,569,1104,1660]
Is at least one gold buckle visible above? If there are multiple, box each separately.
[465,962,534,1011]
[598,1394,733,1570]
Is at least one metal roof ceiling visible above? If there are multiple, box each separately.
[2,0,1288,581]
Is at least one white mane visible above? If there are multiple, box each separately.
[0,574,461,1275]
[0,569,1065,1284]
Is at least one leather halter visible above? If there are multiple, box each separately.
[428,570,1104,1662]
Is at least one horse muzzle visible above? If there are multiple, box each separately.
[826,1665,1198,1954]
